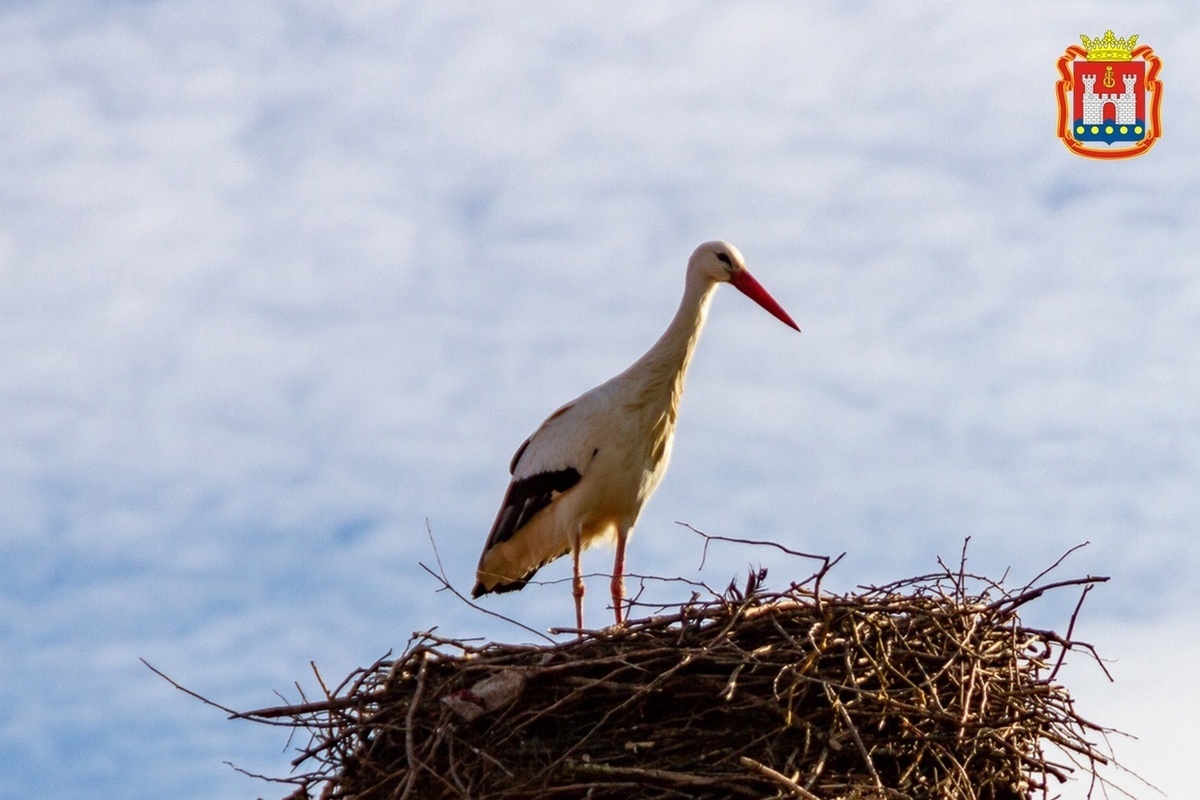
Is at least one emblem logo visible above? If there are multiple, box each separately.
[1056,30,1162,159]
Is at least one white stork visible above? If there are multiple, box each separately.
[472,241,799,629]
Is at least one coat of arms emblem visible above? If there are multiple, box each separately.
[1056,30,1162,159]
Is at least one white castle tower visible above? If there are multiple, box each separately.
[1081,72,1137,125]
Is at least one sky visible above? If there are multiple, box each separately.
[2,2,1197,798]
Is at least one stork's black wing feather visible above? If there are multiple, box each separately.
[484,466,581,551]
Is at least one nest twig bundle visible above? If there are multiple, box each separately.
[239,558,1116,800]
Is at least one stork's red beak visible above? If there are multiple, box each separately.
[729,269,800,331]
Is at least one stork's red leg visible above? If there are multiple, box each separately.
[611,528,628,625]
[571,529,585,631]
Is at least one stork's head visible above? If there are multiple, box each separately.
[689,241,800,331]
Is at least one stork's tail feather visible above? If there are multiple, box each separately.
[471,575,534,598]
[474,531,572,600]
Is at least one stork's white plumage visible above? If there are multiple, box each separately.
[472,241,799,629]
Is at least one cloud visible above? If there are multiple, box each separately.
[1,3,1197,798]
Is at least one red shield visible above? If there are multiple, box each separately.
[1070,61,1146,144]
[1055,40,1162,159]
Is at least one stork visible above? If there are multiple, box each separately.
[471,241,799,629]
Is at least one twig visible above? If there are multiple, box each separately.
[423,521,556,644]
[826,681,883,789]
[1048,583,1095,683]
[141,659,249,720]
[572,762,747,790]
[418,561,555,644]
[242,693,385,720]
[396,650,429,800]
[677,521,836,571]
[739,756,823,799]
[989,575,1110,613]
[1020,541,1091,594]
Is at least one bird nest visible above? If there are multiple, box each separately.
[229,547,1121,800]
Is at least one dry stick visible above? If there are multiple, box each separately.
[337,651,394,697]
[943,749,980,798]
[140,658,252,720]
[992,575,1110,614]
[739,756,823,800]
[399,726,461,800]
[958,643,983,738]
[810,554,843,619]
[955,536,971,605]
[543,570,716,594]
[679,520,845,620]
[396,650,429,800]
[310,661,332,704]
[244,653,393,720]
[679,521,839,571]
[621,571,722,616]
[547,578,724,633]
[418,561,555,644]
[1024,626,1114,682]
[535,781,646,796]
[423,520,556,644]
[1048,583,1094,683]
[284,700,400,770]
[424,516,448,576]
[1019,540,1092,594]
[544,652,702,769]
[572,762,745,790]
[243,693,385,720]
[444,735,470,796]
[806,747,830,791]
[825,683,884,790]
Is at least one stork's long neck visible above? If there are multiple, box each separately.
[621,273,717,414]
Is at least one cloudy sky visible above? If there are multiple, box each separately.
[2,2,1197,798]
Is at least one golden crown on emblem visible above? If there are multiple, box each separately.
[1080,30,1139,61]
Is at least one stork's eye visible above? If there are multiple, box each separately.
[716,252,732,265]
